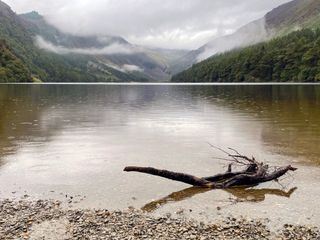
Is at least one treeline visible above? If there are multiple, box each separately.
[172,28,320,82]
[0,40,31,82]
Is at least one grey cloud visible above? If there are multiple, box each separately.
[197,18,269,61]
[35,36,138,55]
[5,0,291,49]
[98,62,144,73]
[121,64,143,72]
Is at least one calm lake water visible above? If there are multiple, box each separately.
[0,84,319,227]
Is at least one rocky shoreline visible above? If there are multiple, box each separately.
[0,199,319,240]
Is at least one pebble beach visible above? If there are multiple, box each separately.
[0,199,319,240]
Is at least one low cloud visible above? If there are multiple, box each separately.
[35,36,138,55]
[6,0,291,50]
[101,62,144,73]
[196,18,269,61]
[122,64,143,72]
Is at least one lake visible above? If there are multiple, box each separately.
[0,84,319,227]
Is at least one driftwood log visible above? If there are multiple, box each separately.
[124,147,297,189]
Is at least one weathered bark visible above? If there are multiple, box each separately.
[204,164,257,182]
[216,165,297,188]
[124,166,212,187]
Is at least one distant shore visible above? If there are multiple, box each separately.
[1,82,320,85]
[0,199,319,240]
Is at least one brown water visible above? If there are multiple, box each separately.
[0,84,319,227]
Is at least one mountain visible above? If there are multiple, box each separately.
[2,0,318,83]
[172,28,320,83]
[0,1,148,82]
[171,18,268,74]
[0,2,187,82]
[19,11,187,81]
[265,0,320,32]
[20,11,128,49]
[173,0,320,74]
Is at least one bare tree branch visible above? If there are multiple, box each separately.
[124,147,297,190]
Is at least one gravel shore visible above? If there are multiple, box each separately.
[0,199,319,240]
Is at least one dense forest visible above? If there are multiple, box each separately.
[0,40,31,82]
[172,28,320,83]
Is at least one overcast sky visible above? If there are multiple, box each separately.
[4,0,291,49]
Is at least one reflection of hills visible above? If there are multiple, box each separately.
[1,85,319,167]
[0,85,161,166]
[0,85,57,166]
[180,85,320,165]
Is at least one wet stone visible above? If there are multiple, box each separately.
[0,199,319,240]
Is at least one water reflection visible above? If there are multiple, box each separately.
[183,85,320,164]
[0,84,319,224]
[0,84,319,167]
[224,186,297,202]
[142,186,298,212]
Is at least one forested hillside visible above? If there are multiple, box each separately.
[173,0,320,75]
[0,39,31,82]
[172,29,320,83]
[0,1,148,82]
[20,11,187,81]
[2,0,320,83]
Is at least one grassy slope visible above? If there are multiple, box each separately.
[265,0,320,31]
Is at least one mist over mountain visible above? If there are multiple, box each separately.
[20,11,128,48]
[1,0,319,82]
[19,11,189,81]
[172,0,320,83]
[5,0,291,50]
[0,1,151,82]
[0,1,189,82]
[173,0,320,74]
